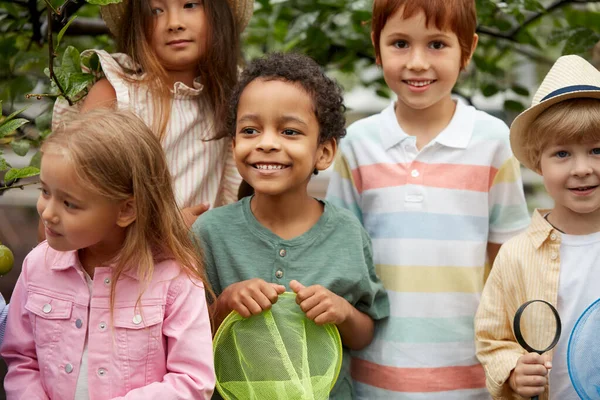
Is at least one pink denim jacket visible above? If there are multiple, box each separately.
[1,242,215,399]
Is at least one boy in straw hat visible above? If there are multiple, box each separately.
[475,54,600,400]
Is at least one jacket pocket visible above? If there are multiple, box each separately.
[25,291,73,347]
[113,305,163,361]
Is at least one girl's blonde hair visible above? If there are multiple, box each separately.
[117,0,240,141]
[42,109,214,314]
[523,98,600,171]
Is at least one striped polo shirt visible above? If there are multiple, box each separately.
[53,50,241,209]
[326,100,530,399]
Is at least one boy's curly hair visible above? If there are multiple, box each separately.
[226,52,346,144]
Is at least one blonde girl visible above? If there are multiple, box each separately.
[52,0,254,226]
[2,109,215,399]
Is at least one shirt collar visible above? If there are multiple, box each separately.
[49,248,139,280]
[379,98,475,151]
[527,209,558,249]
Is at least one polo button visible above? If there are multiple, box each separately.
[99,322,107,330]
[550,233,557,241]
[42,304,52,314]
[65,363,73,373]
[104,278,111,285]
[97,368,107,377]
[75,319,83,329]
[132,315,142,325]
[275,269,284,279]
[551,252,558,260]
[279,249,286,257]
[411,169,419,178]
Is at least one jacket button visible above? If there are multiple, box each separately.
[104,277,111,285]
[132,315,142,325]
[99,322,107,330]
[65,363,73,373]
[97,368,107,376]
[75,319,83,329]
[42,304,52,313]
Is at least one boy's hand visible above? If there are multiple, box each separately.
[290,280,352,325]
[508,352,552,398]
[182,203,210,228]
[220,278,286,318]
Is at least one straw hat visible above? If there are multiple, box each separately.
[101,0,254,38]
[510,55,600,171]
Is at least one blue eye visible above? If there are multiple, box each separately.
[39,188,50,197]
[429,41,446,50]
[394,40,408,49]
[592,148,600,155]
[151,7,163,15]
[184,2,199,8]
[556,150,569,158]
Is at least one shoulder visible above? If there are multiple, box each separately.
[192,200,244,236]
[340,111,386,151]
[469,107,510,141]
[153,259,206,298]
[494,229,533,267]
[325,202,368,239]
[81,78,117,112]
[22,241,58,269]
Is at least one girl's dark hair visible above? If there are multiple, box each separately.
[117,0,240,140]
[226,52,347,144]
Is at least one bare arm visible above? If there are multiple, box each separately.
[336,306,374,350]
[81,78,117,112]
[487,242,502,267]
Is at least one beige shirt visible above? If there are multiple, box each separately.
[475,209,561,400]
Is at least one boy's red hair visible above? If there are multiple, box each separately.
[372,0,477,68]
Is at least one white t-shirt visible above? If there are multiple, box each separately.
[74,271,93,400]
[550,230,600,399]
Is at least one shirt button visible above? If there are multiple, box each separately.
[97,368,107,377]
[104,278,111,285]
[279,249,287,257]
[411,169,420,178]
[551,252,558,260]
[99,322,107,330]
[275,269,284,279]
[550,233,557,241]
[75,319,83,329]
[132,315,142,325]
[42,304,52,314]
[65,363,73,373]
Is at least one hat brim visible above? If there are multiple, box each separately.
[510,89,600,171]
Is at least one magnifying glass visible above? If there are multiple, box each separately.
[513,299,562,400]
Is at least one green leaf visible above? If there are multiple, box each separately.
[61,46,81,75]
[504,99,526,113]
[55,15,78,52]
[481,83,499,97]
[29,151,42,169]
[511,84,529,97]
[563,29,600,55]
[10,139,30,156]
[2,106,28,124]
[85,0,123,5]
[4,166,40,182]
[65,73,94,98]
[0,157,10,172]
[0,118,28,138]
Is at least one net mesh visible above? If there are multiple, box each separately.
[213,292,343,400]
[568,298,600,399]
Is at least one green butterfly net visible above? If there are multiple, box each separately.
[213,292,343,400]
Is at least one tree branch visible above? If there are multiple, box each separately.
[477,0,600,42]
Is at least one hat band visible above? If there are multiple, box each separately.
[541,85,600,102]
